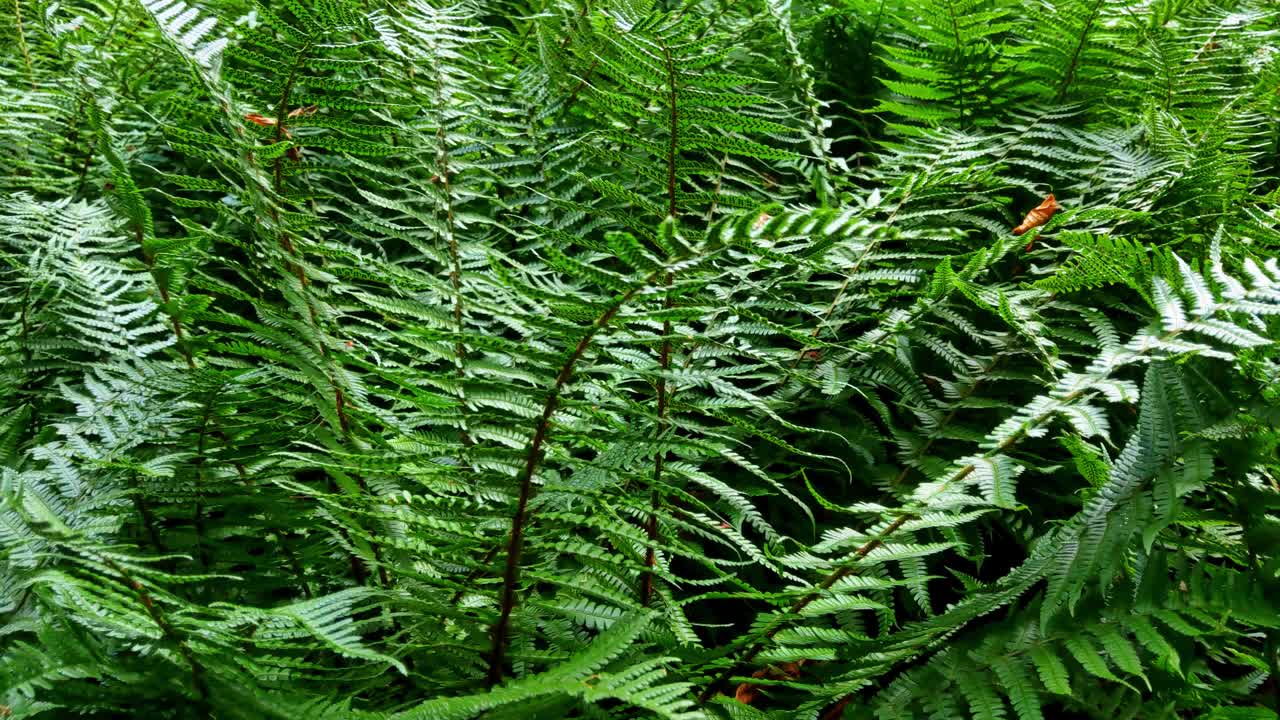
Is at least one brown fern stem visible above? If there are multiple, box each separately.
[696,513,912,703]
[262,38,389,588]
[125,203,315,588]
[660,40,679,219]
[100,555,209,702]
[642,36,682,607]
[130,473,165,555]
[1055,0,1105,103]
[891,354,1004,486]
[191,394,217,571]
[697,382,1086,703]
[487,275,658,687]
[943,0,966,125]
[643,285,673,607]
[435,120,472,446]
[132,222,196,369]
[276,530,312,599]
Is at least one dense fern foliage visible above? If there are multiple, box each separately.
[2,0,1280,717]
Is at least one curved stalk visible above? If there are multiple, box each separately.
[487,272,659,687]
[642,36,681,607]
[257,38,391,588]
[699,309,1209,700]
[99,554,209,703]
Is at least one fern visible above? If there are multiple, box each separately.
[2,0,1279,718]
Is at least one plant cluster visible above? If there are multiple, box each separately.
[1,0,1279,718]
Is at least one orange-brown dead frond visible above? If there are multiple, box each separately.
[734,679,762,705]
[1012,194,1060,237]
[733,661,806,705]
[245,113,276,127]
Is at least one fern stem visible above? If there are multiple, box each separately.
[261,35,351,440]
[271,41,310,191]
[892,354,1004,485]
[805,328,1207,677]
[129,207,317,587]
[132,219,195,369]
[132,204,317,588]
[703,154,729,222]
[565,57,600,108]
[642,35,681,607]
[99,555,209,703]
[787,112,1059,371]
[1268,629,1280,713]
[17,286,39,419]
[820,696,853,720]
[692,0,730,42]
[643,273,675,606]
[130,473,166,555]
[943,0,965,125]
[440,137,466,371]
[762,0,836,196]
[697,513,912,702]
[101,0,126,42]
[699,383,1099,701]
[487,273,659,687]
[216,443,312,589]
[74,147,95,197]
[268,40,315,290]
[191,394,216,571]
[276,531,313,600]
[792,197,910,367]
[1055,0,1104,103]
[659,40,679,218]
[433,86,471,444]
[450,546,499,605]
[257,38,392,590]
[13,0,34,88]
[791,124,991,367]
